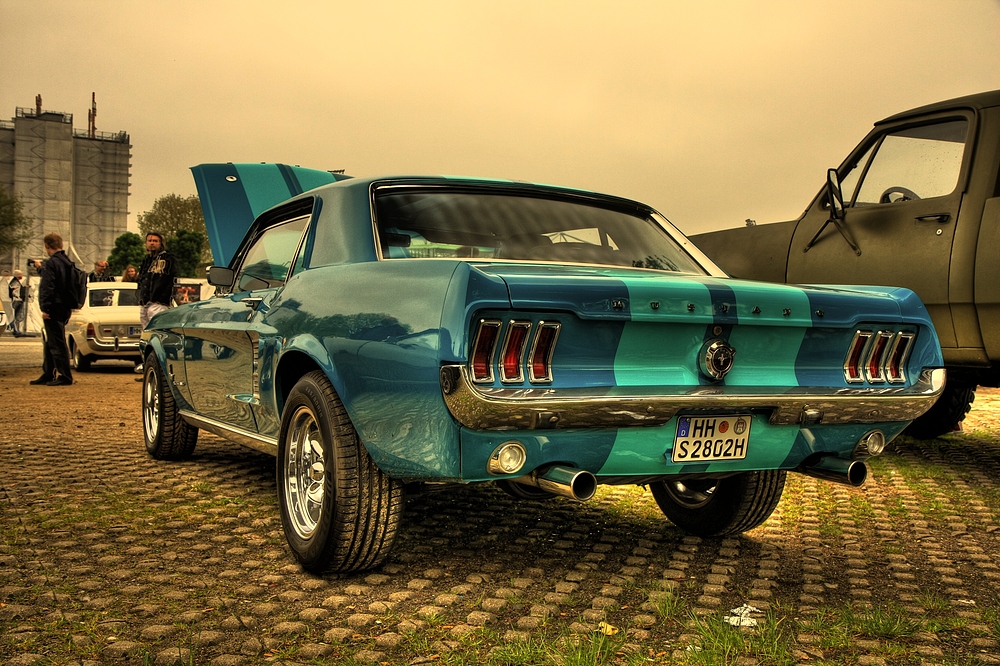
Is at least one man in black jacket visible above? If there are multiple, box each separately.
[31,232,74,386]
[137,231,178,329]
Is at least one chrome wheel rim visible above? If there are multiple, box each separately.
[142,367,160,443]
[664,479,718,509]
[284,405,326,539]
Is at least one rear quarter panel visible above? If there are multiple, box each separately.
[267,260,511,479]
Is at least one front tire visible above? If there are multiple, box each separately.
[650,471,785,536]
[277,371,404,574]
[904,381,976,440]
[143,353,198,460]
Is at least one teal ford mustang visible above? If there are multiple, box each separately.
[140,164,945,574]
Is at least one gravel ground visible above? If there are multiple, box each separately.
[3,357,1000,664]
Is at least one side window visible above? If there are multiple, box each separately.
[234,215,310,291]
[852,120,968,206]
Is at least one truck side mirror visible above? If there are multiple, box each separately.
[827,168,846,220]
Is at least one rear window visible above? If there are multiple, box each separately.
[373,188,706,273]
[88,288,138,307]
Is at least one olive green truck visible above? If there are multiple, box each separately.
[692,89,1000,439]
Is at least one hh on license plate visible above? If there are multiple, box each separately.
[128,326,141,336]
[672,415,751,463]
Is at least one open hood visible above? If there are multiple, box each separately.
[191,163,350,266]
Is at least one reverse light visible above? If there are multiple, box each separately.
[487,441,527,475]
[470,320,501,383]
[854,430,886,458]
[528,322,561,383]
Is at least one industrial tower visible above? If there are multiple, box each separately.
[0,94,131,271]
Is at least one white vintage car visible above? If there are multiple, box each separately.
[66,282,142,370]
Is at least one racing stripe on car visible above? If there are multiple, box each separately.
[614,275,711,387]
[726,280,811,387]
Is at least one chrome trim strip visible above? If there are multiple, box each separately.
[440,365,946,430]
[499,321,531,384]
[179,410,278,456]
[527,321,560,384]
[83,339,140,353]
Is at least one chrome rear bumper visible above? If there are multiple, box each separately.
[440,365,945,430]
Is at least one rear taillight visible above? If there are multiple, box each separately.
[885,332,914,384]
[500,322,531,383]
[470,320,501,383]
[528,322,561,383]
[470,319,561,384]
[86,323,96,338]
[844,329,915,385]
[864,331,894,383]
[844,331,873,383]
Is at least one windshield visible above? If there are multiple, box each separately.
[373,188,706,273]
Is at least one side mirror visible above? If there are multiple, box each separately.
[207,265,235,288]
[827,168,846,220]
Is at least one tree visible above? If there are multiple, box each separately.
[138,194,211,263]
[0,185,33,257]
[107,232,146,275]
[169,229,206,278]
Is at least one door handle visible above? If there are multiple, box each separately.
[915,213,950,223]
[241,297,264,310]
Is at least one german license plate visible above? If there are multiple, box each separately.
[672,415,751,463]
[129,326,141,336]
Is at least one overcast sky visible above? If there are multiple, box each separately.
[2,1,999,236]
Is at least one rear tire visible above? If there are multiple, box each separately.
[904,381,976,440]
[142,353,198,460]
[70,340,92,371]
[277,371,404,574]
[650,471,785,536]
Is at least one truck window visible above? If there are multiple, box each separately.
[852,120,968,206]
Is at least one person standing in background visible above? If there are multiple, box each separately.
[137,232,178,328]
[88,260,115,282]
[135,232,178,376]
[32,233,75,386]
[7,269,28,337]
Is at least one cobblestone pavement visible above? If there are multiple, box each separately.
[3,365,1000,664]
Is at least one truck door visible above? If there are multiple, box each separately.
[787,114,974,349]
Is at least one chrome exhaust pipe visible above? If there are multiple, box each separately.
[514,465,597,501]
[798,456,868,487]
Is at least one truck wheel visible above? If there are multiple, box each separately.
[650,471,785,536]
[142,353,198,460]
[904,381,976,440]
[70,340,92,371]
[277,371,404,574]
